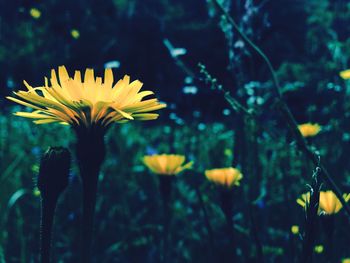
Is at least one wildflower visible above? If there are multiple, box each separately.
[7,66,166,262]
[143,154,192,261]
[142,154,193,176]
[291,225,299,235]
[314,245,324,254]
[298,123,321,137]
[7,66,166,128]
[29,8,41,19]
[71,29,80,39]
[340,69,350,80]
[297,190,350,215]
[205,167,243,188]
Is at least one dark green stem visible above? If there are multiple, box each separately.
[159,176,173,263]
[220,189,236,261]
[322,216,335,262]
[301,168,321,263]
[75,126,106,263]
[81,169,99,263]
[195,186,215,256]
[40,194,59,263]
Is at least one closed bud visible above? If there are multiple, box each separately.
[37,147,71,197]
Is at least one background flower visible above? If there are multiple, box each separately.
[142,154,192,175]
[205,167,243,188]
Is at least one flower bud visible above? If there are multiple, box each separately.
[37,147,70,197]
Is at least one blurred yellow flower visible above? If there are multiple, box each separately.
[340,69,350,80]
[29,8,41,19]
[298,123,321,137]
[314,245,324,254]
[7,66,166,128]
[71,29,80,39]
[296,192,311,208]
[290,225,299,235]
[297,191,350,215]
[143,154,193,175]
[205,167,243,188]
[342,258,350,263]
[33,187,41,197]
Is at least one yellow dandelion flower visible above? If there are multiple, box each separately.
[205,167,243,188]
[71,29,80,39]
[297,191,350,215]
[340,69,350,80]
[298,123,321,137]
[29,8,41,19]
[314,245,324,254]
[290,225,299,235]
[143,154,193,175]
[7,66,166,129]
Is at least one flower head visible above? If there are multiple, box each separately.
[340,69,350,80]
[298,123,321,137]
[7,66,166,129]
[71,29,80,39]
[29,8,41,19]
[290,225,299,235]
[205,167,243,188]
[314,245,324,254]
[142,154,193,176]
[297,190,350,215]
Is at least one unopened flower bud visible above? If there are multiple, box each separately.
[37,147,70,197]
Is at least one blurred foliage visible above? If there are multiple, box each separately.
[1,0,350,262]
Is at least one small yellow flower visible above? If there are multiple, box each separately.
[33,187,41,197]
[297,191,350,215]
[290,225,299,235]
[71,29,80,39]
[296,192,311,208]
[29,8,41,19]
[342,258,350,263]
[7,66,166,128]
[314,245,324,254]
[205,167,243,188]
[298,123,321,137]
[143,154,193,176]
[340,69,350,80]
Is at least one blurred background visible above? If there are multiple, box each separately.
[1,0,350,262]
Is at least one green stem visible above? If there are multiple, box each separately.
[195,186,215,256]
[75,126,106,263]
[81,170,99,263]
[159,176,173,263]
[40,195,59,263]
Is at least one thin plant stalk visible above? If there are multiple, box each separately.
[159,176,173,263]
[40,195,59,263]
[212,0,350,219]
[220,189,236,261]
[194,185,215,256]
[301,168,321,263]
